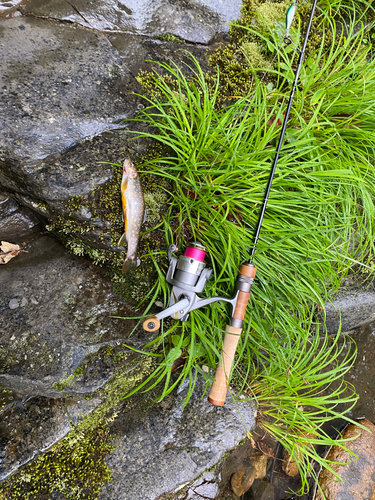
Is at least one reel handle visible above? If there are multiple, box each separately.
[208,264,256,406]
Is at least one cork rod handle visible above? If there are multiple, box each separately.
[208,265,256,406]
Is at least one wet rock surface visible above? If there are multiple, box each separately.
[324,289,375,334]
[19,0,241,44]
[315,419,375,500]
[0,17,140,244]
[100,376,257,500]
[342,320,375,423]
[108,33,211,78]
[0,192,41,243]
[0,234,141,397]
[0,17,138,166]
[178,472,221,500]
[0,396,70,481]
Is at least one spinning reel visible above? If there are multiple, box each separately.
[143,243,245,332]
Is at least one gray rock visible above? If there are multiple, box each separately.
[108,33,211,79]
[0,17,138,165]
[0,234,144,397]
[0,193,41,243]
[8,298,19,309]
[0,388,105,481]
[0,192,18,219]
[324,290,375,333]
[65,397,102,426]
[20,0,242,44]
[100,376,256,500]
[0,396,70,481]
[0,17,140,240]
[184,472,220,499]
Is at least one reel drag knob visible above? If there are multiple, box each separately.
[143,316,160,332]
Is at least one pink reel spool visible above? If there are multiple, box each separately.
[184,245,206,262]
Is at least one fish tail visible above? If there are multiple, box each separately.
[118,232,127,247]
[122,256,138,273]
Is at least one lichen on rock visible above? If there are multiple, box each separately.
[0,355,157,500]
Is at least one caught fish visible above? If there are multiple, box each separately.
[118,158,145,273]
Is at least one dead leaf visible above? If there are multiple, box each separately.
[0,241,22,264]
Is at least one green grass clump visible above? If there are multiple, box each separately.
[206,0,374,102]
[122,6,375,496]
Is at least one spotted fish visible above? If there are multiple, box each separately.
[118,158,145,273]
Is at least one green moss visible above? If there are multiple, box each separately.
[53,380,71,392]
[37,201,48,211]
[0,421,113,500]
[0,355,157,500]
[206,0,372,102]
[159,33,184,43]
[0,387,15,414]
[74,364,86,376]
[137,71,179,100]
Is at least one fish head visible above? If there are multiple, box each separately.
[123,159,138,179]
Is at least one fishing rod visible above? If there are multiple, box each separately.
[208,0,319,406]
[142,0,318,406]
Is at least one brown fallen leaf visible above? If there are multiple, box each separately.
[171,354,187,372]
[0,241,26,264]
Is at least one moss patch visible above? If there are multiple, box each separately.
[0,354,156,500]
[159,33,184,43]
[136,1,374,105]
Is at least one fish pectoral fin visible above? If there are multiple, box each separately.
[143,208,147,223]
[118,232,127,248]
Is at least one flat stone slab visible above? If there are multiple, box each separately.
[0,235,140,397]
[0,17,139,197]
[0,396,70,481]
[100,377,256,500]
[324,290,375,333]
[20,0,242,44]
